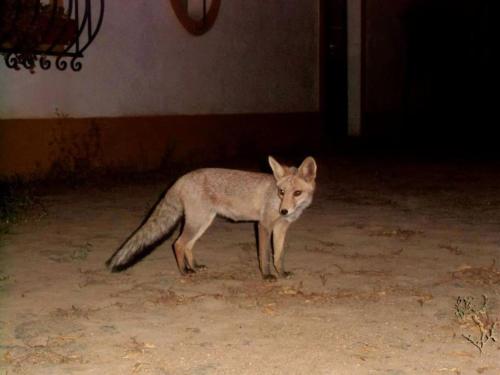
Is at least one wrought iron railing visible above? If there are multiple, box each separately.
[0,0,104,71]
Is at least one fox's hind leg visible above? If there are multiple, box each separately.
[174,210,215,275]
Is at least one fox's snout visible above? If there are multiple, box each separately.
[278,190,313,218]
[277,187,307,217]
[279,196,295,216]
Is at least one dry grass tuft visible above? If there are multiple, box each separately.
[455,295,497,354]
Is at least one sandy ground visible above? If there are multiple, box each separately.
[1,156,500,374]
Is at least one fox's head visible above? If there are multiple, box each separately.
[268,156,317,220]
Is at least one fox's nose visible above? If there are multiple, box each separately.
[280,209,288,216]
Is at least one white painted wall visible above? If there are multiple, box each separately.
[0,1,319,119]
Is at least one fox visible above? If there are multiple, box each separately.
[106,156,317,280]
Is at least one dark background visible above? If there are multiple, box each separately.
[323,0,496,154]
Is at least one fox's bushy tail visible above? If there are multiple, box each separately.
[106,190,182,272]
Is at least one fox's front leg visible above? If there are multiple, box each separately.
[258,223,275,281]
[273,220,292,278]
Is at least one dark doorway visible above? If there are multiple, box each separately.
[321,0,348,139]
[362,0,496,144]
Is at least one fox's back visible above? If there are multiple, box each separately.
[172,168,278,221]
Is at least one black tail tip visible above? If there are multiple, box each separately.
[105,258,126,273]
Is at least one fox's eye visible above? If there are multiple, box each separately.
[278,188,285,196]
[293,190,302,197]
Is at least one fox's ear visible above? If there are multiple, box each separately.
[268,156,286,180]
[298,157,317,182]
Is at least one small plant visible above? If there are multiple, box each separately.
[455,295,497,354]
[0,179,39,234]
[0,271,9,282]
[0,181,21,234]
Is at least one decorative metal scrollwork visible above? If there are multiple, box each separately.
[170,0,221,36]
[0,0,104,72]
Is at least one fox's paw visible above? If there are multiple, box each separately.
[181,267,196,275]
[262,274,277,282]
[195,264,207,271]
[279,271,294,279]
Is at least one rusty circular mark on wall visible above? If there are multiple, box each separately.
[170,0,221,36]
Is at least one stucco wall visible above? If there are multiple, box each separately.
[0,1,319,119]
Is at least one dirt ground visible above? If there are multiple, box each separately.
[1,156,500,374]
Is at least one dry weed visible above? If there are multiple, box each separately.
[455,295,498,354]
